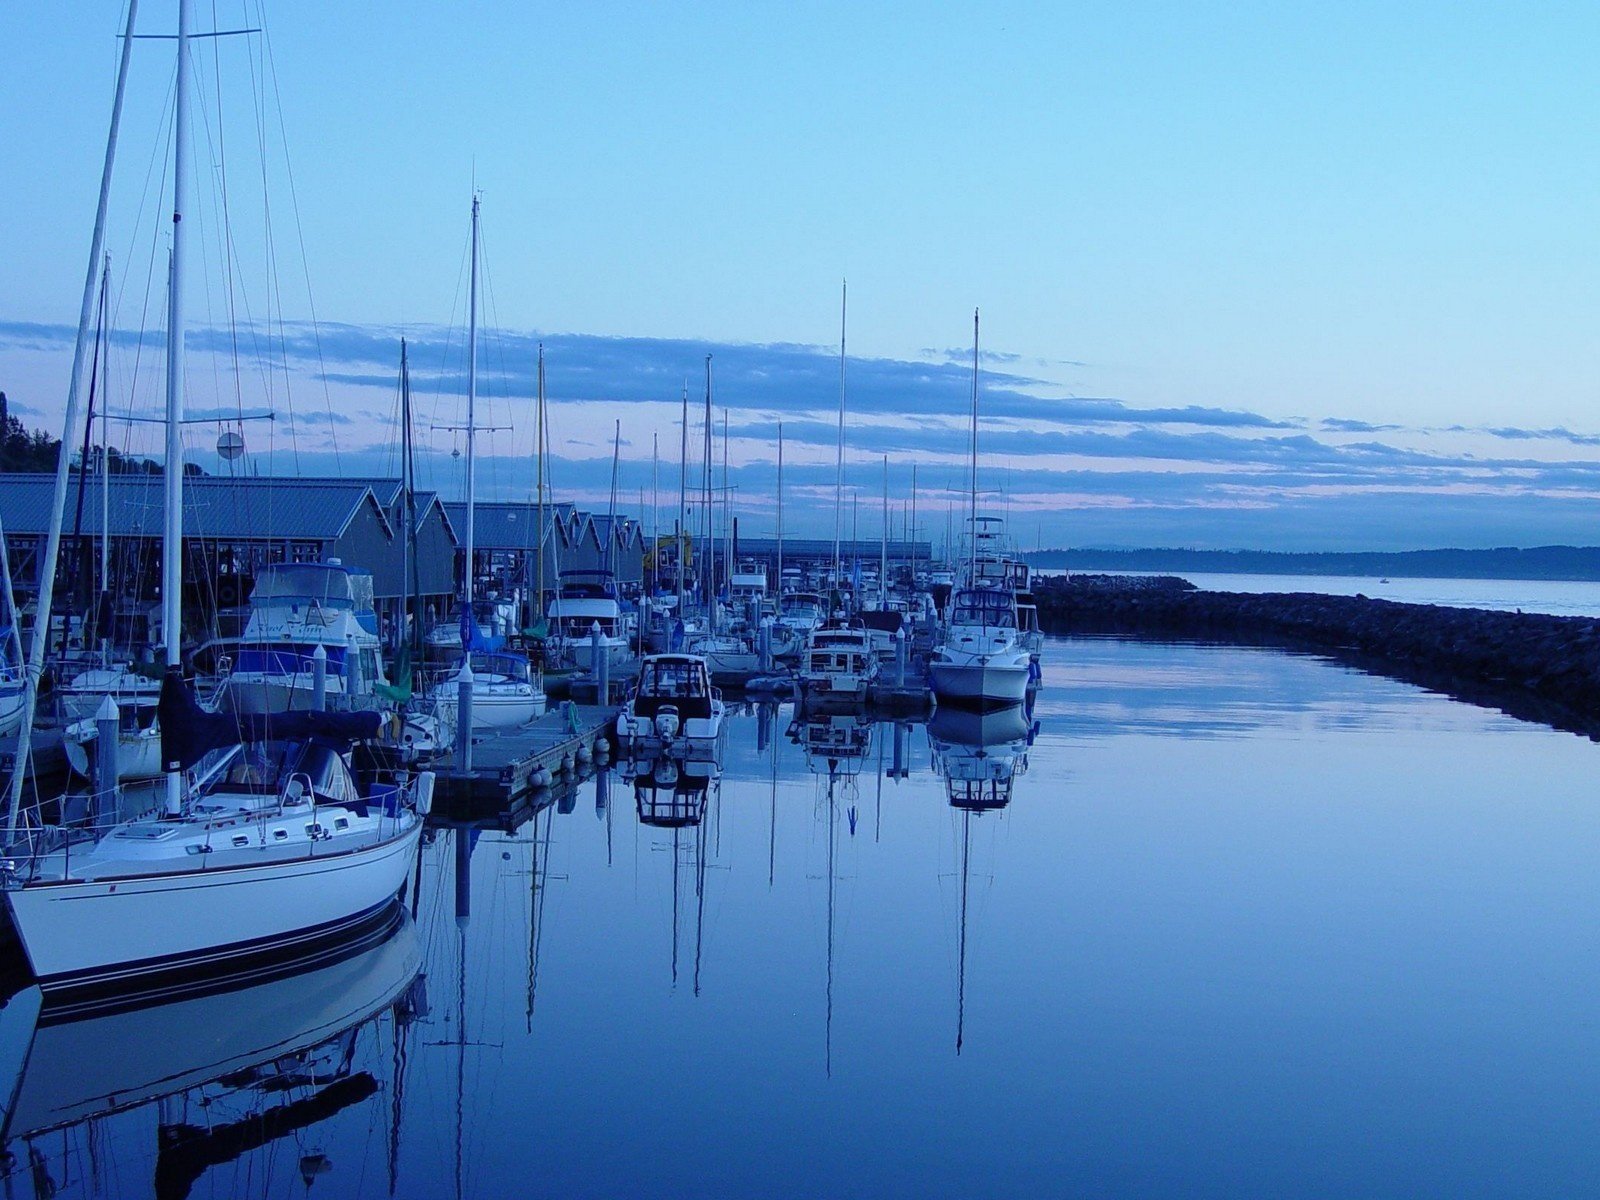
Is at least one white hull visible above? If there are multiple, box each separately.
[62,721,163,782]
[55,668,161,723]
[224,675,361,716]
[564,637,632,672]
[4,822,422,985]
[430,680,546,730]
[929,657,1031,706]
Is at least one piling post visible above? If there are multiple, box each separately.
[457,662,475,775]
[593,621,609,704]
[311,644,328,712]
[895,625,907,688]
[759,618,772,671]
[94,694,119,825]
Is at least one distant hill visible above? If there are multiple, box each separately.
[1025,546,1600,582]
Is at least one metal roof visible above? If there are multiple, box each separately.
[0,474,394,541]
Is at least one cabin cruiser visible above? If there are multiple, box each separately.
[928,587,1033,709]
[222,562,390,716]
[547,570,632,670]
[798,623,879,701]
[55,662,160,723]
[616,654,725,751]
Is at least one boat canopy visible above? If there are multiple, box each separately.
[158,669,383,772]
[950,589,1018,627]
[249,563,357,609]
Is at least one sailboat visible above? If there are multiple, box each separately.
[427,197,546,730]
[929,311,1034,709]
[0,0,431,998]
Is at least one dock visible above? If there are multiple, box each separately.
[432,702,617,809]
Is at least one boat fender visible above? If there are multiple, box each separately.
[577,744,593,765]
[594,737,611,756]
[413,771,435,816]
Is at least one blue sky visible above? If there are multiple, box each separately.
[2,2,1597,550]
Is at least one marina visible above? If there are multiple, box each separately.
[3,1,1596,1196]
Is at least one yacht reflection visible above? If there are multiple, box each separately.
[928,703,1036,811]
[788,702,877,777]
[0,909,424,1198]
[928,702,1038,1054]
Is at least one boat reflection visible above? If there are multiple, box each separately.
[788,702,877,777]
[0,907,424,1198]
[929,701,1038,1054]
[928,702,1036,811]
[622,752,720,830]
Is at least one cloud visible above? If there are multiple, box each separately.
[1322,417,1402,433]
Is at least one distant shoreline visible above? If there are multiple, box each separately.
[1024,546,1600,582]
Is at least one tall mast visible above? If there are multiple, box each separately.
[463,195,480,618]
[721,409,730,597]
[159,0,194,818]
[776,422,784,597]
[967,308,980,582]
[9,0,140,833]
[880,455,888,605]
[650,432,659,596]
[910,463,918,581]
[832,281,846,589]
[703,356,714,635]
[535,345,546,619]
[605,420,620,574]
[400,338,413,650]
[676,381,688,617]
[98,254,111,659]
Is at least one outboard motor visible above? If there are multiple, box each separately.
[655,704,681,741]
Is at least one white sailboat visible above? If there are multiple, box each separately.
[427,196,546,731]
[929,311,1034,710]
[0,0,430,998]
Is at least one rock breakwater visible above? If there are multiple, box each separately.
[1035,573,1600,738]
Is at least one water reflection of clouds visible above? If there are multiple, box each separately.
[1035,638,1531,740]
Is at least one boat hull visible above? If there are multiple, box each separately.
[3,821,422,989]
[929,658,1031,708]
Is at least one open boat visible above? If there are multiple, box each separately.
[616,653,725,751]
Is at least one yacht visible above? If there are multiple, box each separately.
[929,587,1033,709]
[547,569,632,670]
[222,561,388,715]
[431,649,546,731]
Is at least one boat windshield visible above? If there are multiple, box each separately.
[216,739,358,805]
[469,651,533,682]
[951,590,1016,627]
[639,658,709,698]
[249,564,355,608]
[558,572,619,600]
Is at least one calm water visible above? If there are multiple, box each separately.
[7,635,1600,1198]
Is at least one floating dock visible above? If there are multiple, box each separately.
[432,702,617,808]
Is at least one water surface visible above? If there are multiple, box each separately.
[8,635,1600,1198]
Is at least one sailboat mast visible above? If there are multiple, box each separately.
[650,432,658,596]
[677,381,688,617]
[967,308,980,581]
[463,196,480,616]
[160,0,194,817]
[832,281,846,589]
[8,0,139,834]
[535,345,546,618]
[702,356,715,635]
[776,422,784,597]
[606,419,620,573]
[400,338,412,647]
[880,455,888,604]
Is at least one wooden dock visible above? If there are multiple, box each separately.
[432,702,617,808]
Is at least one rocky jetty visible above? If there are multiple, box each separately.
[1035,573,1600,738]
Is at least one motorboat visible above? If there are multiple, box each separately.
[928,587,1033,709]
[547,569,632,669]
[798,623,878,701]
[615,653,725,751]
[222,562,390,715]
